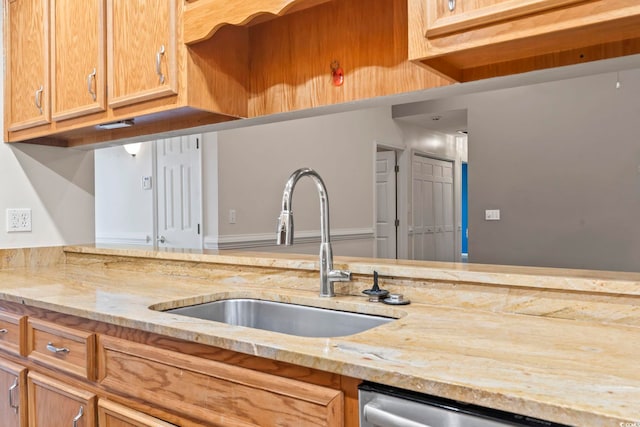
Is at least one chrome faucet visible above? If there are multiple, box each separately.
[276,168,352,297]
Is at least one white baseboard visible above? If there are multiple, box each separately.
[95,232,151,246]
[205,228,374,250]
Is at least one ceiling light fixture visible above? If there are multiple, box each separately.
[123,142,142,157]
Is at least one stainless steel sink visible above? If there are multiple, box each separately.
[164,298,394,338]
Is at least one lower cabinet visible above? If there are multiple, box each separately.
[98,399,176,427]
[0,359,28,427]
[27,372,96,427]
[0,303,354,426]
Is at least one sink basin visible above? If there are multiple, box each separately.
[164,298,394,338]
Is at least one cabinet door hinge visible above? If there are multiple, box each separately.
[395,219,400,227]
[394,165,399,173]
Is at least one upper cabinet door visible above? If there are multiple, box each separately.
[107,0,178,108]
[51,0,106,121]
[6,0,50,132]
[425,0,586,37]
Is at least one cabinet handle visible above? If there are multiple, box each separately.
[87,68,97,101]
[34,85,44,114]
[156,44,166,84]
[46,342,70,354]
[8,378,18,413]
[72,406,84,427]
[0,328,8,334]
[448,0,456,11]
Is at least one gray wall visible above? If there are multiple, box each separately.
[468,69,640,272]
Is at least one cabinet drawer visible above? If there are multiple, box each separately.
[98,336,343,427]
[98,399,177,427]
[0,312,27,356]
[27,319,96,380]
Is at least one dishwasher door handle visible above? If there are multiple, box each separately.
[363,403,434,427]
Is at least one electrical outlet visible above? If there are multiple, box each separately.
[7,208,32,232]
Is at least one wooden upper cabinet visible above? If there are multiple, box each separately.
[5,0,50,132]
[424,0,586,38]
[51,0,106,121]
[107,0,178,108]
[410,0,640,82]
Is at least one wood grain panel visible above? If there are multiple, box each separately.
[183,0,332,44]
[5,0,50,132]
[28,319,96,380]
[107,0,178,108]
[27,372,97,427]
[0,359,27,427]
[425,0,587,38]
[51,0,106,121]
[0,312,27,357]
[411,0,640,82]
[248,0,449,117]
[98,336,343,427]
[98,399,177,427]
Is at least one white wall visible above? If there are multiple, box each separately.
[94,142,153,246]
[211,107,407,256]
[94,106,465,258]
[0,2,95,249]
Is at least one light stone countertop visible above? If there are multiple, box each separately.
[0,245,638,427]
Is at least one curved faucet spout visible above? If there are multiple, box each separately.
[276,168,351,297]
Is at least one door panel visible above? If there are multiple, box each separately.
[51,0,106,121]
[107,0,177,108]
[156,135,202,249]
[6,0,50,131]
[412,154,455,262]
[0,360,27,427]
[375,151,397,259]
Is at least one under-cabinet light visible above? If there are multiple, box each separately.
[97,119,134,130]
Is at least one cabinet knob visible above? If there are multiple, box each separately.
[157,235,166,244]
[46,342,70,354]
[0,328,8,334]
[156,45,166,84]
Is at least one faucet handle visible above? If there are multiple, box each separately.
[328,269,352,282]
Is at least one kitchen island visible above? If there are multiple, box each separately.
[0,245,637,426]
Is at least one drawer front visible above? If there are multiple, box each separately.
[98,399,177,427]
[0,312,27,356]
[98,336,343,427]
[28,319,96,380]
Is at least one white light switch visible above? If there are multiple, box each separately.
[142,176,152,190]
[485,209,501,221]
[229,209,237,224]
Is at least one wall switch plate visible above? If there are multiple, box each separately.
[142,176,152,190]
[228,209,237,224]
[485,209,501,221]
[7,208,32,232]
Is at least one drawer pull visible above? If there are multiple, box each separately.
[72,405,84,427]
[8,378,18,413]
[46,342,70,354]
[0,328,8,334]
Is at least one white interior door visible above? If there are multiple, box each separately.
[155,135,202,249]
[375,150,397,258]
[412,154,455,262]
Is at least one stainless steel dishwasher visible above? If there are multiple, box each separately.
[359,382,572,427]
